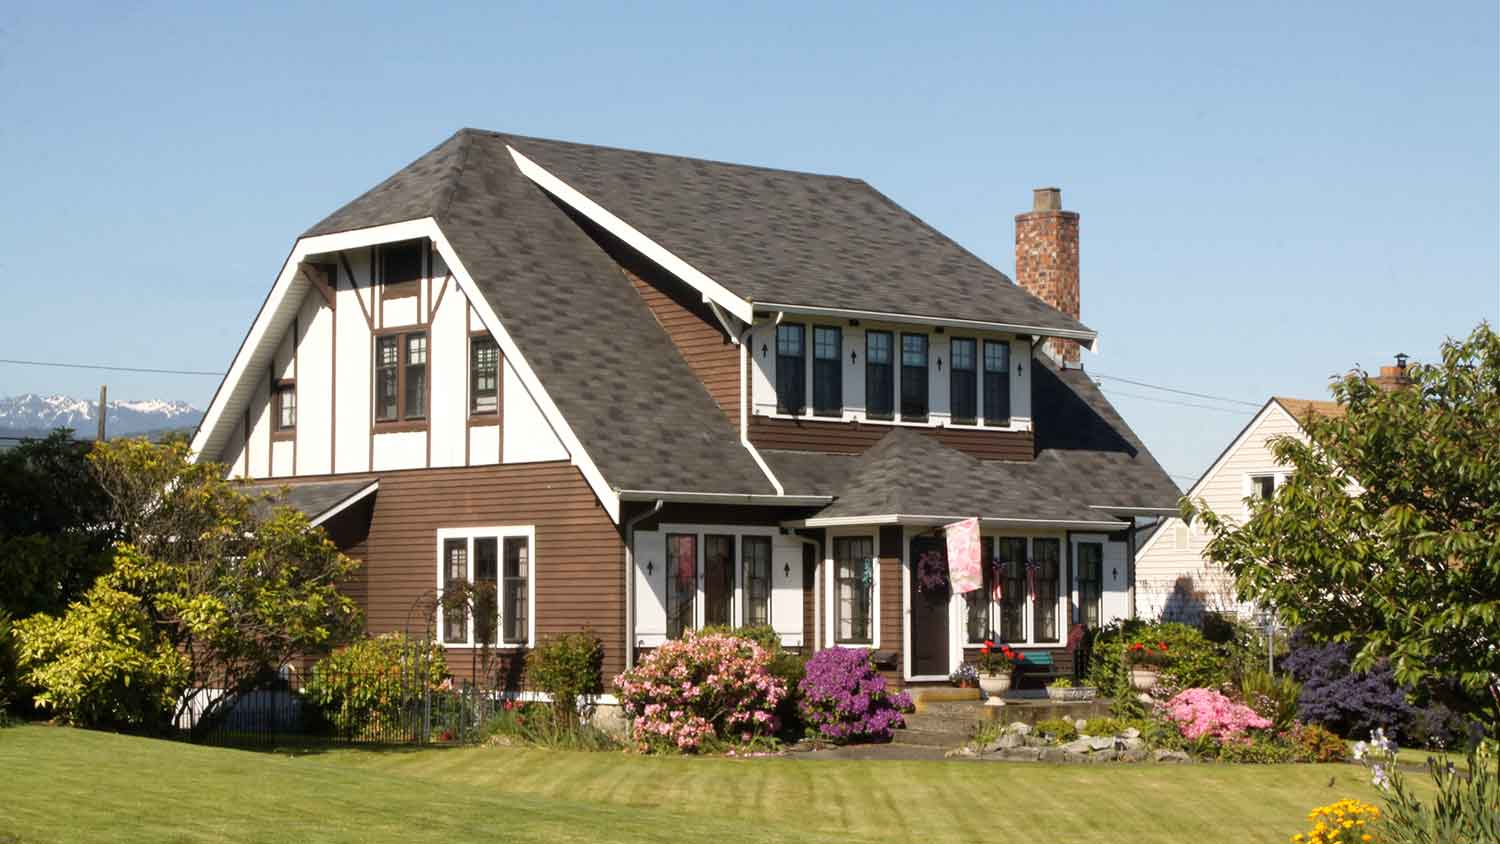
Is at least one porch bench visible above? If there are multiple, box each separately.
[1015,651,1065,686]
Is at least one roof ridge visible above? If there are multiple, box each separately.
[466,127,866,183]
[436,129,476,224]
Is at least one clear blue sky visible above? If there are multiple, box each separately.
[2,1,1496,484]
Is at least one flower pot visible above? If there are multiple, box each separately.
[1046,685,1097,702]
[978,672,1012,700]
[1129,667,1159,693]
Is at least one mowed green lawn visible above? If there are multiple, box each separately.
[0,724,1392,843]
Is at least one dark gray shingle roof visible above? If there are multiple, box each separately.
[245,478,374,521]
[306,129,1091,334]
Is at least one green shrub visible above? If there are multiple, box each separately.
[15,582,188,728]
[1238,670,1302,731]
[482,699,619,751]
[1087,620,1232,710]
[1285,722,1348,763]
[524,631,604,727]
[1083,717,1127,737]
[1374,741,1499,842]
[303,634,446,739]
[0,611,16,714]
[701,624,781,653]
[1216,733,1295,764]
[1034,717,1078,742]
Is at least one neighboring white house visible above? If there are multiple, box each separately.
[1134,395,1342,623]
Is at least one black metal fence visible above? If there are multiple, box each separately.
[187,668,503,748]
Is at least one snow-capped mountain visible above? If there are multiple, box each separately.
[0,393,203,439]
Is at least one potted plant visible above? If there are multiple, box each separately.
[1045,676,1097,702]
[976,640,1025,700]
[1125,640,1170,692]
[949,663,979,689]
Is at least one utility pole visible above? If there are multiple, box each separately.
[96,385,107,442]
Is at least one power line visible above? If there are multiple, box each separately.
[0,358,222,377]
[1100,387,1256,415]
[1092,373,1262,408]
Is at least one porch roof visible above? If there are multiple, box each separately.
[241,478,378,526]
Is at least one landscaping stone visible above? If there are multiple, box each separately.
[1087,736,1115,752]
[1061,739,1094,754]
[999,747,1042,762]
[1090,750,1119,763]
[1063,751,1092,764]
[1074,719,1087,732]
[1120,749,1150,763]
[1121,727,1141,740]
[1039,747,1068,763]
[1023,735,1048,748]
[1153,750,1192,764]
[1120,737,1145,752]
[996,732,1026,750]
[1006,722,1032,735]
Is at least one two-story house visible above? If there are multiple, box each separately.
[189,129,1179,688]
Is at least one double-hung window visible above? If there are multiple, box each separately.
[865,331,894,419]
[274,382,296,433]
[375,332,428,423]
[900,334,929,421]
[950,338,977,424]
[834,536,875,644]
[983,341,1011,426]
[470,337,499,415]
[742,536,772,627]
[775,324,806,415]
[812,326,842,417]
[436,528,532,646]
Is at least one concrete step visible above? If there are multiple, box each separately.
[900,712,983,736]
[891,727,968,749]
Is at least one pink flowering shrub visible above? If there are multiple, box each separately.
[612,631,786,753]
[1165,687,1272,742]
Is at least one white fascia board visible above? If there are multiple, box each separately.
[190,219,438,462]
[426,221,622,523]
[309,481,380,527]
[788,513,1127,530]
[507,145,754,324]
[616,489,831,506]
[756,302,1100,349]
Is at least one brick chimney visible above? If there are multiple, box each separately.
[1015,187,1081,365]
[1370,352,1414,392]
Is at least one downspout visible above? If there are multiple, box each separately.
[740,325,785,495]
[623,499,663,670]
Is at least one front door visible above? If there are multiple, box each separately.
[909,535,950,676]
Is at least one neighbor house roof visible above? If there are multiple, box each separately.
[1272,396,1344,422]
[305,129,1093,336]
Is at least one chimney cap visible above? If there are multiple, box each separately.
[1394,352,1409,369]
[1032,187,1062,212]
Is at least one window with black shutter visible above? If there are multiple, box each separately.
[865,331,894,419]
[984,340,1012,426]
[900,333,928,421]
[812,326,842,416]
[775,323,806,415]
[950,338,977,424]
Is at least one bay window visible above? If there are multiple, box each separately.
[900,334,928,421]
[436,527,533,646]
[834,536,875,644]
[964,536,1064,647]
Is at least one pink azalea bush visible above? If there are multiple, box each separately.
[1164,687,1272,742]
[612,631,786,753]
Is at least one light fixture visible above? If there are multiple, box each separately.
[850,350,858,365]
[761,343,768,358]
[849,318,861,327]
[783,563,792,578]
[1017,361,1024,376]
[646,561,654,576]
[937,357,943,372]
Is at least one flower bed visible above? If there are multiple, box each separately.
[612,631,786,753]
[798,647,912,744]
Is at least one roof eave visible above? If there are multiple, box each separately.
[753,301,1099,350]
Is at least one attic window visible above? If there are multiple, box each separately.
[274,382,296,433]
[380,239,424,288]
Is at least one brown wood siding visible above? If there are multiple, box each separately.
[313,462,625,685]
[622,266,739,420]
[878,525,904,682]
[749,415,1034,460]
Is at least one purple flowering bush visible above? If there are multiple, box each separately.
[612,631,786,753]
[797,647,912,744]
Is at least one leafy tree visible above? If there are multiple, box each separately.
[16,438,363,730]
[1187,322,1500,734]
[0,430,116,619]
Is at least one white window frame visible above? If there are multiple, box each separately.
[757,319,1032,433]
[953,533,1068,650]
[1241,470,1290,521]
[434,525,535,648]
[657,523,780,634]
[824,529,880,648]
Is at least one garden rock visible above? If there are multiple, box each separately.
[1120,749,1149,763]
[1120,737,1145,752]
[1087,736,1114,752]
[1063,751,1092,764]
[1061,738,1094,755]
[1039,748,1067,763]
[1005,722,1032,736]
[999,747,1041,762]
[1153,750,1192,764]
[1121,727,1141,740]
[1090,749,1119,763]
[996,732,1026,750]
[1023,735,1048,748]
[1074,719,1087,732]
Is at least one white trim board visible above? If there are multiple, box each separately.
[755,302,1100,351]
[189,217,624,523]
[788,513,1128,531]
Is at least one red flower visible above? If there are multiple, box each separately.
[984,640,995,649]
[1157,642,1168,652]
[1130,642,1144,652]
[980,643,992,654]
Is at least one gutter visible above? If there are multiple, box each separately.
[757,302,1100,353]
[616,489,832,506]
[622,499,663,670]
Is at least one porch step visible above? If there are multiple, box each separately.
[900,712,984,735]
[891,726,969,749]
